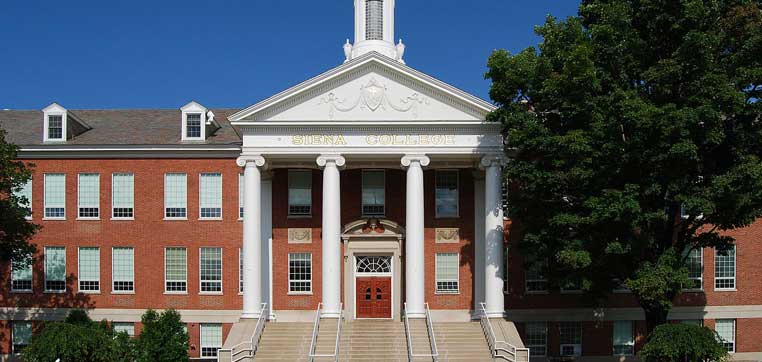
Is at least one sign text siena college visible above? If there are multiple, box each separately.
[291,134,457,146]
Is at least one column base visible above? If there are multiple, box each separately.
[240,311,262,319]
[485,311,506,318]
[405,312,426,319]
[320,311,342,319]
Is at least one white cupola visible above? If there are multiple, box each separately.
[343,0,406,63]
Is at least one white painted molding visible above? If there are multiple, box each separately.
[480,153,508,169]
[42,102,68,143]
[236,155,266,168]
[180,101,208,141]
[401,154,430,167]
[316,154,346,168]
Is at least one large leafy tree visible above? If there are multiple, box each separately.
[0,128,38,265]
[135,309,189,362]
[487,0,762,332]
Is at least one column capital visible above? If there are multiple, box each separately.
[317,154,346,168]
[401,154,430,168]
[479,154,507,169]
[237,155,266,168]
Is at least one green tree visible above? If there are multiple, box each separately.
[135,309,189,362]
[639,324,728,362]
[0,128,38,266]
[486,0,762,332]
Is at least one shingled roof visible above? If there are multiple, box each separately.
[0,108,243,146]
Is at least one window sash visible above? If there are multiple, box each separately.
[44,174,65,218]
[78,173,100,218]
[112,173,134,217]
[525,263,548,292]
[47,115,63,139]
[113,322,135,337]
[200,323,223,357]
[12,321,32,352]
[288,170,312,215]
[200,247,223,293]
[14,178,32,217]
[77,247,100,292]
[435,253,459,293]
[165,248,187,292]
[186,113,202,139]
[164,173,187,217]
[11,258,33,292]
[613,321,634,355]
[238,173,244,219]
[288,253,312,293]
[715,246,736,290]
[684,247,703,290]
[559,322,582,344]
[112,247,134,291]
[435,170,459,218]
[200,173,223,218]
[239,249,243,293]
[44,246,66,291]
[715,319,735,353]
[525,322,547,357]
[362,170,385,216]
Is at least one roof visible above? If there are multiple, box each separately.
[0,108,243,147]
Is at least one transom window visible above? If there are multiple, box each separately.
[165,247,187,293]
[200,247,223,293]
[613,321,634,356]
[185,113,202,139]
[365,0,384,40]
[715,319,735,353]
[47,115,64,140]
[559,322,582,357]
[112,173,134,219]
[44,173,66,219]
[164,173,187,219]
[715,246,736,290]
[78,173,100,219]
[11,258,33,292]
[44,246,66,292]
[200,173,223,219]
[356,256,392,274]
[200,323,223,357]
[525,322,547,357]
[112,247,134,292]
[435,170,459,218]
[288,170,312,216]
[362,170,385,216]
[435,253,459,293]
[288,253,312,293]
[78,247,100,292]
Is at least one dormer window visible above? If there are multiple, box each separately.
[186,113,202,138]
[181,101,214,141]
[48,115,63,139]
[42,103,68,142]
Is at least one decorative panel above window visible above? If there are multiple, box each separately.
[288,170,312,216]
[78,173,100,219]
[200,173,222,219]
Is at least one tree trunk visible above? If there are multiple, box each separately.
[643,305,670,336]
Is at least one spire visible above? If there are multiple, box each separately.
[343,0,405,63]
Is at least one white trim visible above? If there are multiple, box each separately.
[181,101,208,141]
[199,247,223,294]
[43,173,66,220]
[434,252,460,294]
[198,173,223,220]
[288,252,313,294]
[111,247,135,293]
[77,247,101,294]
[111,172,135,220]
[164,247,188,294]
[352,254,394,320]
[714,246,736,291]
[42,103,67,143]
[77,173,100,220]
[43,246,66,293]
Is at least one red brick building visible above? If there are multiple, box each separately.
[1,1,760,361]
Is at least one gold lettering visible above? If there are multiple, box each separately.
[324,135,335,145]
[393,135,405,145]
[446,135,455,145]
[293,135,303,145]
[380,135,392,145]
[406,135,418,145]
[366,135,378,145]
[432,135,443,145]
[337,135,347,145]
[419,135,430,145]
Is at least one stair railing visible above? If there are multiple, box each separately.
[308,303,343,362]
[479,302,530,362]
[404,302,439,362]
[220,302,268,362]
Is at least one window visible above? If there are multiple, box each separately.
[165,248,187,293]
[200,323,223,357]
[164,173,187,219]
[11,258,33,292]
[613,321,634,356]
[44,173,65,219]
[186,113,202,139]
[683,247,703,290]
[362,170,385,216]
[525,322,547,357]
[44,246,66,292]
[365,0,384,40]
[288,170,312,216]
[559,322,582,356]
[715,246,736,290]
[14,178,32,219]
[681,319,703,326]
[200,247,222,293]
[113,322,135,337]
[12,321,32,354]
[199,173,222,219]
[525,262,548,293]
[238,173,244,219]
[78,173,100,219]
[435,253,459,293]
[288,253,312,293]
[112,247,134,292]
[716,319,735,353]
[112,173,134,219]
[239,249,243,293]
[47,115,64,140]
[435,170,459,218]
[78,247,100,292]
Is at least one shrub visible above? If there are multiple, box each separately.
[639,323,729,362]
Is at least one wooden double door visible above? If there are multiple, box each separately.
[356,277,392,319]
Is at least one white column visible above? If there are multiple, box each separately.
[261,173,273,318]
[482,155,506,317]
[237,155,266,319]
[473,171,486,308]
[317,154,346,318]
[402,154,430,318]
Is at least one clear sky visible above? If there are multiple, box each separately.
[0,1,579,110]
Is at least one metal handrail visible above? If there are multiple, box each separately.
[479,302,529,362]
[219,303,269,362]
[309,303,343,362]
[404,302,439,362]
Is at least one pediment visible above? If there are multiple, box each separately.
[230,53,495,125]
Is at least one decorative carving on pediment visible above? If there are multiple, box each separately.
[435,228,460,244]
[288,228,312,244]
[318,78,429,119]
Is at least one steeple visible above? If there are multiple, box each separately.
[343,0,406,63]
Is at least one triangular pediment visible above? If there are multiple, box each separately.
[229,52,495,125]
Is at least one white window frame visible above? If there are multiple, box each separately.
[164,173,188,220]
[14,177,33,220]
[612,321,635,356]
[77,247,100,293]
[199,173,223,220]
[113,322,135,337]
[288,253,312,294]
[43,173,66,220]
[525,262,548,293]
[180,101,207,141]
[43,103,67,142]
[44,246,66,293]
[288,170,312,217]
[239,248,243,294]
[164,247,188,294]
[715,319,736,353]
[435,253,459,294]
[111,247,135,293]
[200,323,223,357]
[111,173,134,220]
[435,170,459,218]
[199,247,223,294]
[361,169,385,217]
[684,247,703,291]
[525,322,547,357]
[238,173,244,220]
[77,173,100,220]
[12,321,32,354]
[11,258,33,293]
[714,246,736,291]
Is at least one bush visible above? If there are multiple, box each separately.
[135,309,189,362]
[639,324,729,362]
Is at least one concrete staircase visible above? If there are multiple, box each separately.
[433,322,494,362]
[249,322,314,361]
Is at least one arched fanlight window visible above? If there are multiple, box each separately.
[365,0,384,40]
[356,256,392,274]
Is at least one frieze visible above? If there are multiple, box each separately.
[288,228,313,244]
[435,228,460,244]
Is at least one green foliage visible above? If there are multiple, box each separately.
[639,324,728,362]
[0,128,38,267]
[487,0,762,329]
[135,309,189,362]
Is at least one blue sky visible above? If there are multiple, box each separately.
[0,1,579,110]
